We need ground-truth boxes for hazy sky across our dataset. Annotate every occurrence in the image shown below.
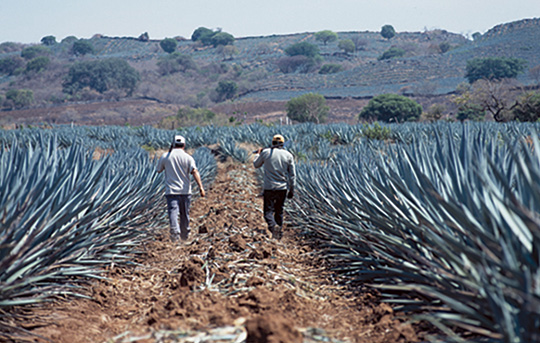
[1,0,539,44]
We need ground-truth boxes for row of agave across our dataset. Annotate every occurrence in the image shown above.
[2,122,540,342]
[288,125,540,342]
[0,135,217,316]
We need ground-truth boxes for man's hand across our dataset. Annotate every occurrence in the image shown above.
[255,148,263,154]
[200,188,206,197]
[287,188,294,199]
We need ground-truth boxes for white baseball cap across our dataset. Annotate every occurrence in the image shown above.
[174,135,185,145]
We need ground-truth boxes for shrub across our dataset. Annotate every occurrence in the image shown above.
[361,122,393,140]
[25,56,50,74]
[378,47,406,60]
[513,92,540,122]
[286,93,328,123]
[21,45,50,60]
[319,64,343,74]
[359,93,422,122]
[63,58,140,96]
[284,42,320,58]
[0,56,25,75]
[215,80,238,102]
[71,40,95,56]
[210,32,235,47]
[4,89,34,109]
[338,39,355,54]
[277,55,318,74]
[159,38,177,53]
[456,104,486,121]
[157,52,197,75]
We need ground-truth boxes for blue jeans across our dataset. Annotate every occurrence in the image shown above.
[165,194,192,240]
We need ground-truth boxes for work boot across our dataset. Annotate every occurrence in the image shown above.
[272,225,283,240]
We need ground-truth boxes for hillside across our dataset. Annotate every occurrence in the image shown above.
[1,18,539,126]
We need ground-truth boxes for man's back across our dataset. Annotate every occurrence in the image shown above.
[157,149,196,195]
[254,147,295,191]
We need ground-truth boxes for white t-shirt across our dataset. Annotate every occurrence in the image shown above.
[157,149,197,195]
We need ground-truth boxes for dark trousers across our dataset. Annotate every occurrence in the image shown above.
[263,189,287,229]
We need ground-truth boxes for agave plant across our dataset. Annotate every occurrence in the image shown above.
[289,124,540,341]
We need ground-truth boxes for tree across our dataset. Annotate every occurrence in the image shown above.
[277,55,317,74]
[452,79,518,122]
[359,94,422,122]
[215,80,238,101]
[465,57,527,83]
[513,91,540,122]
[160,38,177,53]
[378,47,405,60]
[21,45,50,60]
[284,42,320,58]
[191,27,215,42]
[381,25,396,40]
[0,56,25,75]
[25,56,50,74]
[286,93,329,123]
[41,35,57,46]
[4,89,33,109]
[72,40,95,56]
[157,52,197,75]
[210,32,235,47]
[315,30,338,45]
[456,104,486,122]
[338,39,355,54]
[63,58,140,96]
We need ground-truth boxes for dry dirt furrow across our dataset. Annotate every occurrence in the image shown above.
[19,159,421,343]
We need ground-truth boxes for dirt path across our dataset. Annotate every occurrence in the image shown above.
[20,160,421,343]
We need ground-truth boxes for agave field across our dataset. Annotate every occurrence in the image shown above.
[1,122,540,342]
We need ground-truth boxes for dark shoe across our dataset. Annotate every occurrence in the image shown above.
[271,225,283,240]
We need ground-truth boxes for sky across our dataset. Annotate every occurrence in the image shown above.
[1,0,539,44]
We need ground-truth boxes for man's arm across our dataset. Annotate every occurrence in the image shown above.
[253,148,265,169]
[191,169,206,197]
[156,156,164,173]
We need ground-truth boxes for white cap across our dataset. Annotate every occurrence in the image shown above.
[174,135,185,145]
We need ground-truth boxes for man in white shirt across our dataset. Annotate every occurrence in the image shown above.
[157,135,206,242]
[253,134,295,240]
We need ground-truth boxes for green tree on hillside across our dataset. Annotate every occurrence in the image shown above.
[215,80,238,101]
[287,93,329,123]
[25,56,50,74]
[192,27,214,42]
[338,39,355,54]
[359,94,422,122]
[315,30,338,45]
[63,58,140,96]
[157,52,197,75]
[71,40,95,56]
[4,89,33,109]
[513,91,540,122]
[0,56,25,75]
[465,57,527,83]
[210,32,235,47]
[41,35,56,46]
[160,38,178,53]
[378,47,405,60]
[381,25,396,40]
[21,46,50,60]
[285,42,320,58]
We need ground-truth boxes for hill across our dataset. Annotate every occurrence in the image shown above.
[1,18,539,126]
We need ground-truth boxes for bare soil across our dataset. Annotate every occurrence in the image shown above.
[7,159,427,343]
